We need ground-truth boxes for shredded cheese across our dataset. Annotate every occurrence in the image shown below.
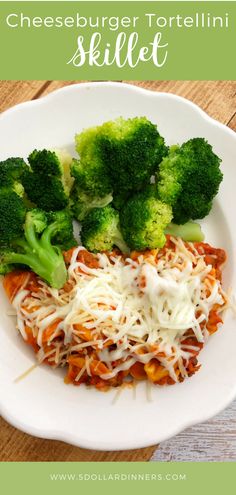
[11,239,227,384]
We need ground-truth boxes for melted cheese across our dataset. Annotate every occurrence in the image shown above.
[12,239,227,382]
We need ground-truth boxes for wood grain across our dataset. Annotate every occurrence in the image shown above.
[0,416,156,462]
[151,400,236,462]
[0,81,47,113]
[125,81,236,126]
[0,80,235,462]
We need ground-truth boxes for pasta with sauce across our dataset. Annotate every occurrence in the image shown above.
[3,236,227,390]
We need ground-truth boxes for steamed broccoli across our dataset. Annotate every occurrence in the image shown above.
[73,126,112,197]
[0,189,26,247]
[53,148,74,192]
[46,210,77,250]
[74,117,167,200]
[165,222,204,242]
[0,209,68,289]
[81,205,128,253]
[112,191,131,211]
[0,157,28,248]
[156,138,223,224]
[70,183,113,221]
[0,157,27,187]
[22,149,73,211]
[120,187,173,250]
[71,125,113,218]
[0,157,28,201]
[99,116,167,194]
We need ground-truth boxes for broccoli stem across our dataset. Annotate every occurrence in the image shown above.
[33,221,68,288]
[24,220,41,253]
[4,218,68,289]
[165,222,205,242]
[85,193,113,216]
[40,221,61,250]
[14,239,32,254]
[5,250,67,289]
[113,229,130,254]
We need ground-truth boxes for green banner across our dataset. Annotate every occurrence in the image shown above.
[0,1,235,79]
[0,462,236,495]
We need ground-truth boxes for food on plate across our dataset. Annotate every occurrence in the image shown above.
[119,186,204,251]
[73,123,113,196]
[0,117,223,269]
[92,117,167,194]
[165,221,204,242]
[71,116,167,220]
[80,205,128,253]
[3,238,227,390]
[0,150,76,287]
[120,185,173,250]
[0,208,75,288]
[0,156,27,190]
[75,116,167,194]
[0,115,227,390]
[0,157,28,246]
[156,138,223,224]
[22,149,73,211]
[70,184,113,222]
[0,189,26,247]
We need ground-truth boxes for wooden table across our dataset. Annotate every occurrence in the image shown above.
[0,80,235,462]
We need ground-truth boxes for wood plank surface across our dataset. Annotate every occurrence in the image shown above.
[0,80,235,462]
[0,416,155,462]
[151,400,236,462]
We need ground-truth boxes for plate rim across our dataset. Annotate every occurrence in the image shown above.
[0,81,236,451]
[1,81,236,140]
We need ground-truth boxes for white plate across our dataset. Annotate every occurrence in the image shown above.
[0,82,236,451]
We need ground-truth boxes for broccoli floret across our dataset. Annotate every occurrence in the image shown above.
[0,158,28,248]
[0,189,26,247]
[0,209,68,289]
[74,117,167,199]
[0,157,28,202]
[120,187,173,250]
[81,205,128,253]
[22,149,73,211]
[70,183,113,222]
[73,126,112,197]
[46,209,77,250]
[0,157,27,189]
[165,222,204,242]
[52,148,74,192]
[112,191,131,211]
[100,117,167,194]
[0,249,15,275]
[157,138,223,224]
